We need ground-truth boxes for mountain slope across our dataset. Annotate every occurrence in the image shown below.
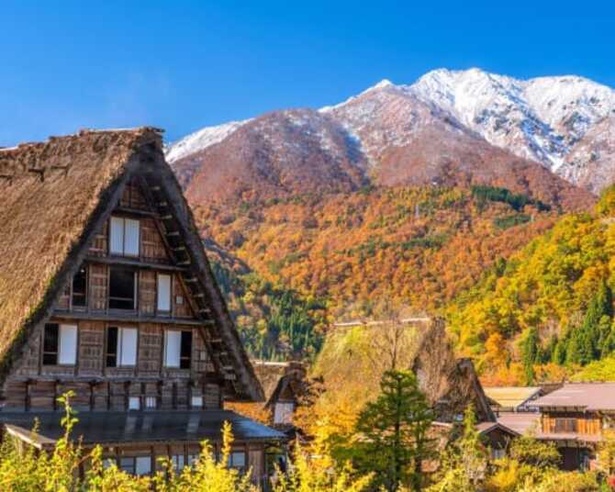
[409,68,614,191]
[167,67,613,193]
[448,187,615,384]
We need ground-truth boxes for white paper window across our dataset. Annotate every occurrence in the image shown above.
[119,328,138,366]
[135,456,151,475]
[109,216,140,256]
[191,396,203,408]
[164,331,181,368]
[58,324,78,365]
[110,217,125,254]
[129,397,140,410]
[274,402,295,425]
[145,396,157,409]
[124,219,140,256]
[157,274,172,312]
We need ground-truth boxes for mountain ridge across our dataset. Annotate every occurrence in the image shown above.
[167,68,614,193]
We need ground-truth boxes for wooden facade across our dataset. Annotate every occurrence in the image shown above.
[0,129,284,481]
[532,384,615,471]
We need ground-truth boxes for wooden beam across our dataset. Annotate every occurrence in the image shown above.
[113,206,159,218]
[83,255,189,273]
[51,311,214,327]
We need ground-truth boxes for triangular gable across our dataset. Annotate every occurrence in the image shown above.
[0,128,263,401]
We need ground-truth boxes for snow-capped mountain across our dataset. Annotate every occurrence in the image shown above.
[408,68,614,177]
[166,68,614,193]
[165,119,251,163]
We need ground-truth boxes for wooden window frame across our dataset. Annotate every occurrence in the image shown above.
[164,330,192,369]
[108,267,137,311]
[70,266,88,310]
[42,323,78,366]
[156,273,172,314]
[106,326,138,368]
[109,216,141,257]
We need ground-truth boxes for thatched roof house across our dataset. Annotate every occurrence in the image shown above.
[412,318,495,423]
[0,128,261,400]
[0,128,284,480]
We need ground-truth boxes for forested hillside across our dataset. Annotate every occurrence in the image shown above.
[449,186,615,384]
[198,184,563,360]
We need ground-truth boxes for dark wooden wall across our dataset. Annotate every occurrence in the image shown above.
[4,320,219,412]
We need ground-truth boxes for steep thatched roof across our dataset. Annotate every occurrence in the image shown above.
[252,361,291,401]
[413,319,495,423]
[0,128,263,401]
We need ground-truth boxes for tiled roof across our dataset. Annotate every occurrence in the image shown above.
[1,410,286,449]
[532,383,615,411]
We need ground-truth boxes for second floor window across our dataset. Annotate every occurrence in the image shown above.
[109,267,136,310]
[43,323,77,365]
[110,216,140,257]
[157,274,172,313]
[72,266,87,308]
[164,330,192,369]
[106,326,137,367]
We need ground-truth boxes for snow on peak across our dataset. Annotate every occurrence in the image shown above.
[408,68,614,170]
[165,119,250,163]
[372,79,394,90]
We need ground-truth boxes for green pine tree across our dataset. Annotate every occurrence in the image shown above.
[522,327,540,384]
[352,370,435,492]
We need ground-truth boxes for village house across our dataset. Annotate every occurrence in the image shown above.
[530,383,615,470]
[252,360,308,436]
[0,128,285,484]
[411,320,519,459]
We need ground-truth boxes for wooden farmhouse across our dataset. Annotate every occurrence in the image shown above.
[0,128,285,482]
[252,360,308,435]
[412,319,519,458]
[532,383,615,470]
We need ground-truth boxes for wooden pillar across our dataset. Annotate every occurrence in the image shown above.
[24,379,32,411]
[106,381,112,410]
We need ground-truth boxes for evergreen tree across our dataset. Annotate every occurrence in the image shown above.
[427,405,489,491]
[521,327,540,384]
[569,282,613,365]
[352,370,435,492]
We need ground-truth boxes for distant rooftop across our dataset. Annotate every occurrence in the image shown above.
[497,412,541,435]
[533,383,615,411]
[483,386,542,409]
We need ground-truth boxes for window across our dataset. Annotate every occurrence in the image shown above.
[43,323,77,365]
[171,454,186,470]
[554,418,578,433]
[491,448,506,460]
[71,266,87,308]
[109,216,140,256]
[164,331,192,369]
[119,456,152,475]
[106,327,137,367]
[109,267,136,310]
[129,396,140,411]
[145,396,157,409]
[157,274,172,312]
[191,395,203,408]
[273,402,295,425]
[227,451,246,472]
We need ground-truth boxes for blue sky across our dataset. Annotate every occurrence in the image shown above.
[1,0,613,146]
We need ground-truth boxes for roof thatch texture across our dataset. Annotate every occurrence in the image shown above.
[0,129,151,370]
[413,319,495,423]
[0,128,263,401]
[251,361,307,405]
[252,361,290,401]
